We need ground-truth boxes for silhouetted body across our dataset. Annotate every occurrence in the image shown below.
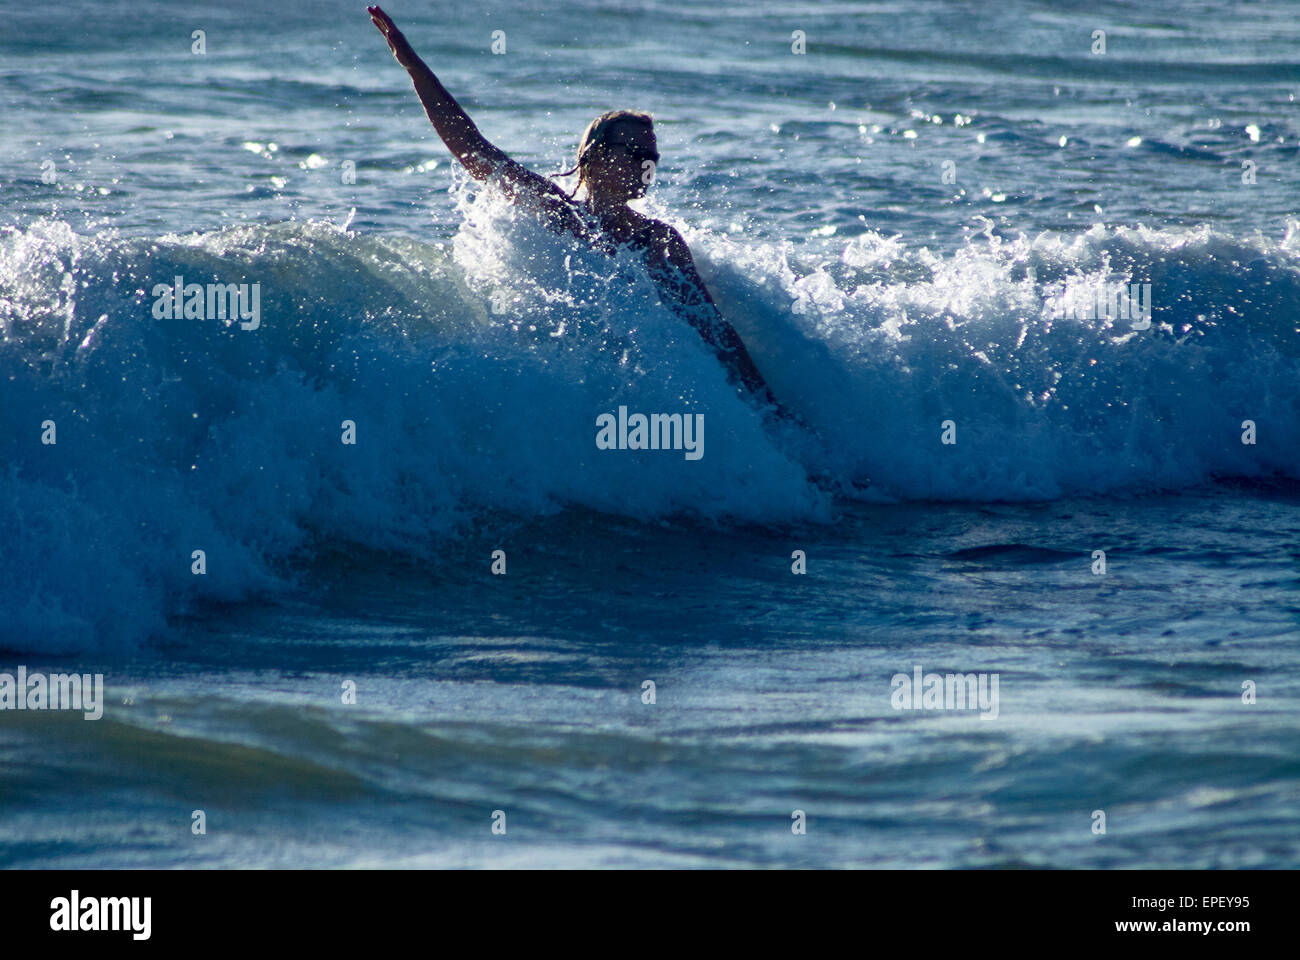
[368,5,779,407]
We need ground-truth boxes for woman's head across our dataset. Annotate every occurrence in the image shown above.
[562,110,658,202]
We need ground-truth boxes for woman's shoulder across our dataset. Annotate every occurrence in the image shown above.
[627,208,675,237]
[625,210,687,254]
[624,213,696,273]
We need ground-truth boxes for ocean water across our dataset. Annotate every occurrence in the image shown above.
[1,0,1299,868]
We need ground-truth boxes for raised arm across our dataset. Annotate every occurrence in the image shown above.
[367,6,574,213]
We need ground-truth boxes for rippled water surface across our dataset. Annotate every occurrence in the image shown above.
[1,0,1298,868]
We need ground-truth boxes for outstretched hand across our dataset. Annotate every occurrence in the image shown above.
[368,6,418,69]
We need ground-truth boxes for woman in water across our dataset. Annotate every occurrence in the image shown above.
[367,5,779,409]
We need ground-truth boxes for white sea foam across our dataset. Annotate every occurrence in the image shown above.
[2,204,1297,650]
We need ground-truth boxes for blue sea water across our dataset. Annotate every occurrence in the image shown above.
[1,0,1298,868]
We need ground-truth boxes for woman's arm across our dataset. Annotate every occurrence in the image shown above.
[368,6,575,213]
[647,222,780,408]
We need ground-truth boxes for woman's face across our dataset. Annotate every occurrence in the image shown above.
[587,120,659,200]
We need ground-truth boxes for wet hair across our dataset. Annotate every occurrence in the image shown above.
[554,110,655,198]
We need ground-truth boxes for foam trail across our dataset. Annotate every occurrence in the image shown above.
[0,207,818,653]
[689,218,1300,499]
[3,197,1299,652]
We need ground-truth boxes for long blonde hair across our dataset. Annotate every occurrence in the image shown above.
[555,110,654,198]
